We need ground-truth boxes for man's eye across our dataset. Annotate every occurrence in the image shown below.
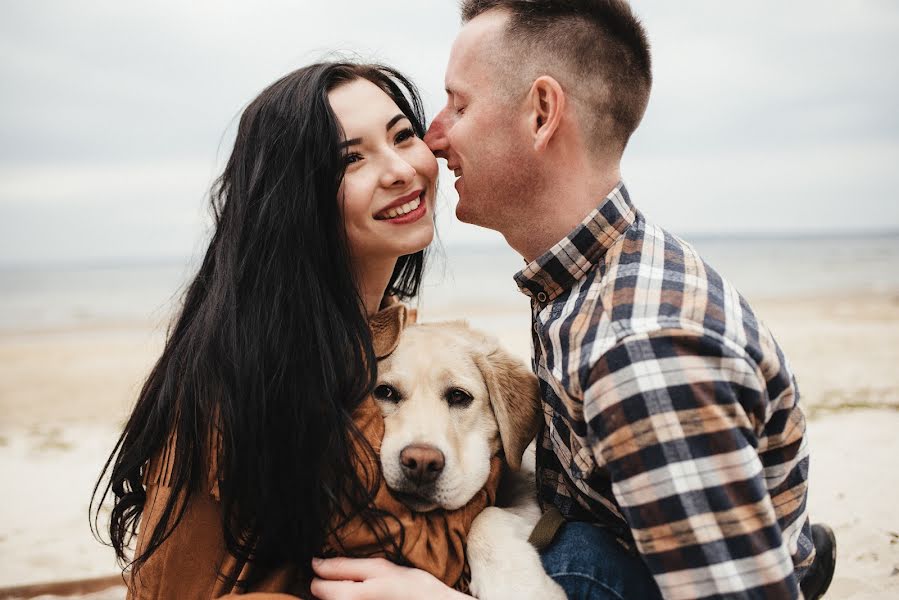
[343,152,362,166]
[395,127,416,144]
[445,387,473,407]
[374,384,400,402]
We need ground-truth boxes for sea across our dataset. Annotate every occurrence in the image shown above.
[1,233,898,333]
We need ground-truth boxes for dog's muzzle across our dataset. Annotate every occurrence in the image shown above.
[399,443,445,485]
[384,443,446,512]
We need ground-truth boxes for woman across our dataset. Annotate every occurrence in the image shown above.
[92,62,500,599]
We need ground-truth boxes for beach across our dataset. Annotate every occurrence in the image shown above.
[1,255,898,597]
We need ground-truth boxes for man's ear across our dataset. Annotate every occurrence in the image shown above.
[527,75,565,152]
[475,346,543,470]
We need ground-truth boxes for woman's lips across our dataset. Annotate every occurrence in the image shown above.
[376,192,428,225]
[376,188,424,216]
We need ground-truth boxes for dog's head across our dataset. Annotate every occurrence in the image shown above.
[374,321,542,512]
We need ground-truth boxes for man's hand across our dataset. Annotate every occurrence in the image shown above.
[310,557,470,600]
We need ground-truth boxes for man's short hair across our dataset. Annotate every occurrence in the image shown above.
[461,0,652,155]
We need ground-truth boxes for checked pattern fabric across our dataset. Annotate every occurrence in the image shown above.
[515,183,816,599]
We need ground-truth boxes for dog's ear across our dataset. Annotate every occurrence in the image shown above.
[475,346,543,470]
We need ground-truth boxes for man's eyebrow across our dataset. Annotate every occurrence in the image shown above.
[445,86,466,101]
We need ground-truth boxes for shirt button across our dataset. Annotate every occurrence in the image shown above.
[537,292,548,302]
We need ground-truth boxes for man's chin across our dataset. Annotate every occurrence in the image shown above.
[455,202,484,228]
[456,208,503,236]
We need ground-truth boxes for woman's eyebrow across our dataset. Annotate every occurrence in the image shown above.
[340,114,409,149]
[386,113,408,130]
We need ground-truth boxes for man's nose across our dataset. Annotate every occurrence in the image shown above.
[424,109,448,159]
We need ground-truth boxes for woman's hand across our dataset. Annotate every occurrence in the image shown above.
[311,557,471,600]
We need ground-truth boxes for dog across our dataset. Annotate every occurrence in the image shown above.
[374,321,565,600]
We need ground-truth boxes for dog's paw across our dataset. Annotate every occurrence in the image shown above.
[467,507,566,600]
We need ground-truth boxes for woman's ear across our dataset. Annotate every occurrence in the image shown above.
[527,76,565,152]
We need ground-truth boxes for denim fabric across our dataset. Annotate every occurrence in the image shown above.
[539,522,663,600]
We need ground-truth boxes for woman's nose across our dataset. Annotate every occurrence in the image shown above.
[381,151,417,187]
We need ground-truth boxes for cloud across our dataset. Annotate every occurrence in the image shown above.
[0,0,897,264]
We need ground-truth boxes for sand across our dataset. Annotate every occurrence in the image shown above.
[1,292,898,598]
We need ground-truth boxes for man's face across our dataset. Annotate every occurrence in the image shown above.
[425,12,532,231]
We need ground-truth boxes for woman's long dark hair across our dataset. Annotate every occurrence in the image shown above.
[91,62,428,588]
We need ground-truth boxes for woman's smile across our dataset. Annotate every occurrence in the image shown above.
[374,190,427,223]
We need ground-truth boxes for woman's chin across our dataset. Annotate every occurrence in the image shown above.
[392,226,435,257]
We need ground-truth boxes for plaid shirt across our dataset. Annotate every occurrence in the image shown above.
[515,183,815,599]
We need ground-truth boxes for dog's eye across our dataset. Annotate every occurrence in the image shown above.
[445,387,473,407]
[373,384,399,402]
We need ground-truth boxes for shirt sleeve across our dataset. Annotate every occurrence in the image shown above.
[584,329,802,600]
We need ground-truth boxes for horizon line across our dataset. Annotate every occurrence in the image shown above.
[1,228,897,271]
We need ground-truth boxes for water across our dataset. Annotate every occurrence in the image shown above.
[0,262,193,332]
[1,234,897,332]
[423,233,899,310]
[679,234,899,299]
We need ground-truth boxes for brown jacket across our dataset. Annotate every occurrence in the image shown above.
[128,302,501,599]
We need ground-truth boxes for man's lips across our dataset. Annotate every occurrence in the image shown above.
[449,166,462,193]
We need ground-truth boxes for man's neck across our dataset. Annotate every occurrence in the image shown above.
[506,165,622,263]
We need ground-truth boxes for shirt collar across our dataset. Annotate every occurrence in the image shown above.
[514,182,637,304]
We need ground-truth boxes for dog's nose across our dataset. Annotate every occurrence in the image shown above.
[399,444,445,484]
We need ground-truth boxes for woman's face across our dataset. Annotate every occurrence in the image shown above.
[329,78,437,264]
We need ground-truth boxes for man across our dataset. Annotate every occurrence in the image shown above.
[313,1,836,598]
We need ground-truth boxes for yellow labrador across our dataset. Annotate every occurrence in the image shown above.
[375,321,565,600]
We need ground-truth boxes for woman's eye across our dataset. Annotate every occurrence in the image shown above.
[374,384,399,402]
[394,127,416,144]
[445,388,473,407]
[343,152,362,166]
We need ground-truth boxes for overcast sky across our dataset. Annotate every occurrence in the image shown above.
[1,0,897,266]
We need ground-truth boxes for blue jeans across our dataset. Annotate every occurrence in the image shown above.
[539,522,663,600]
